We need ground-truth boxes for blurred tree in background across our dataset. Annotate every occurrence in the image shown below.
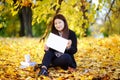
[0,0,120,38]
[104,0,120,35]
[18,0,33,37]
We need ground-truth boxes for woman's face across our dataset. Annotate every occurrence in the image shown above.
[54,19,65,32]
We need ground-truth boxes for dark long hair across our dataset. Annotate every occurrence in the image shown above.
[51,14,69,39]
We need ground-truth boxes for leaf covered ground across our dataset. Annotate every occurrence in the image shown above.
[0,35,120,80]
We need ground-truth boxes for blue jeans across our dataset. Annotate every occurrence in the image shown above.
[42,50,76,70]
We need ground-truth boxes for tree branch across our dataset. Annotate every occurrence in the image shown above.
[39,0,64,42]
[105,0,115,21]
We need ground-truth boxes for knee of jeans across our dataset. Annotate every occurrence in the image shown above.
[62,54,72,61]
[64,54,71,57]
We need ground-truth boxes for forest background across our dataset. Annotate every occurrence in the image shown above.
[0,0,120,37]
[0,0,120,80]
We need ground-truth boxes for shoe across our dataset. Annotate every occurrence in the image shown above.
[38,68,48,76]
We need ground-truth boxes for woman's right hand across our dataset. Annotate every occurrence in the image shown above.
[44,44,49,51]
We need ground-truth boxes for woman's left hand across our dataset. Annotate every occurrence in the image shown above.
[66,40,72,49]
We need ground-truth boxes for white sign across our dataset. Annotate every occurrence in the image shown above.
[46,33,68,53]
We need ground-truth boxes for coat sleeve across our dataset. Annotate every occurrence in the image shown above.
[65,30,77,55]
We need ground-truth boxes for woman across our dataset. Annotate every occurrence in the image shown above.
[38,14,77,76]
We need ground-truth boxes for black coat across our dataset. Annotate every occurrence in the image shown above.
[65,30,77,67]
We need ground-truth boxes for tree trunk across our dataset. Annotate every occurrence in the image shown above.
[19,6,33,37]
[19,8,25,36]
[81,0,88,37]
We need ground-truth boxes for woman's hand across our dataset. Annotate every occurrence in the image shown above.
[66,40,72,49]
[44,44,49,51]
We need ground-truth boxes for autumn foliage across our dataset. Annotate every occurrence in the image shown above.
[0,35,120,80]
